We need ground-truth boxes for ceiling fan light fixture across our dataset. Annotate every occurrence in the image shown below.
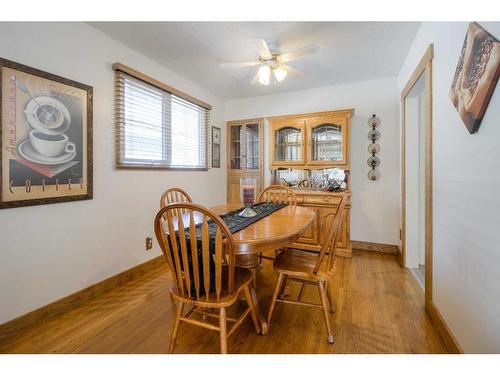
[221,37,314,86]
[258,65,271,85]
[273,67,287,82]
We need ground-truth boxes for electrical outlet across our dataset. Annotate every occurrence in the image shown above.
[145,237,153,251]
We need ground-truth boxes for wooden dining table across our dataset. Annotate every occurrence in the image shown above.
[209,203,316,334]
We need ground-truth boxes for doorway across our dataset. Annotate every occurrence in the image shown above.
[401,45,433,310]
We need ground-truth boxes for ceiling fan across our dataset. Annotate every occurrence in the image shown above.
[220,37,319,85]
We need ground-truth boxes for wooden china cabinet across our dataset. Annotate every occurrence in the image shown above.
[226,110,353,257]
[270,109,352,169]
[306,116,349,166]
[269,109,354,257]
[269,117,306,166]
[226,118,264,204]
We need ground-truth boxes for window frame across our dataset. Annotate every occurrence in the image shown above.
[114,63,211,171]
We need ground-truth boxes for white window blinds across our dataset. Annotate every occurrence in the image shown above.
[115,68,210,169]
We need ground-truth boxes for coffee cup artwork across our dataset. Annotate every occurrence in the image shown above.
[29,130,76,158]
[16,94,78,165]
[1,57,93,208]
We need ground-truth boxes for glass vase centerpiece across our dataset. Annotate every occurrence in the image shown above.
[239,177,257,218]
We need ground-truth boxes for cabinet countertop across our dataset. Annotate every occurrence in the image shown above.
[290,188,351,196]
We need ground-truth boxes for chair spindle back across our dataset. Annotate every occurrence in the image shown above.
[297,179,312,188]
[160,188,192,215]
[314,194,347,274]
[257,184,298,206]
[154,203,235,301]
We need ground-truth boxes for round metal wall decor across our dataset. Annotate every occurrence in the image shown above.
[367,143,380,154]
[368,129,380,141]
[367,169,380,181]
[367,156,380,168]
[368,115,381,128]
[367,114,381,181]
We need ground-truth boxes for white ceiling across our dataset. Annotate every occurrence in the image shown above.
[89,22,421,100]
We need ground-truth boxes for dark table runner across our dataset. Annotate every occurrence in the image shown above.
[220,202,287,233]
[170,202,287,296]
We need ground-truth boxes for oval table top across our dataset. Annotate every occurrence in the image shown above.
[210,203,316,255]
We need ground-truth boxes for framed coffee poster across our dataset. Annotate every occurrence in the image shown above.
[0,57,93,208]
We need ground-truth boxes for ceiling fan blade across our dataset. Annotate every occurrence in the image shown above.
[282,64,303,77]
[251,37,273,60]
[250,71,261,85]
[279,45,319,63]
[220,61,259,68]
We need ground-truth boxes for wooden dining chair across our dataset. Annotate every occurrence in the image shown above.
[160,187,192,208]
[297,179,312,188]
[154,202,260,354]
[266,194,347,344]
[256,185,298,263]
[279,177,289,186]
[257,184,298,206]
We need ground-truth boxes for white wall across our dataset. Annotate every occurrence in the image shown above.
[226,78,401,246]
[398,22,500,353]
[0,22,226,324]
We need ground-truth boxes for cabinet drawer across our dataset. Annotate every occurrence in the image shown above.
[302,194,342,206]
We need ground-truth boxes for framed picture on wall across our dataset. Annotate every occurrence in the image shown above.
[212,126,221,168]
[0,57,93,209]
[449,22,500,134]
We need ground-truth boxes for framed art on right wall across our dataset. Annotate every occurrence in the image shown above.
[449,22,500,134]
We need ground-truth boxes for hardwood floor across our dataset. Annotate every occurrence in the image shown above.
[0,250,447,354]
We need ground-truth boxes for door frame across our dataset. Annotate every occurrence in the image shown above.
[400,44,434,311]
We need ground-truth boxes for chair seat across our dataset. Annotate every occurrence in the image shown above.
[273,249,332,281]
[170,266,253,307]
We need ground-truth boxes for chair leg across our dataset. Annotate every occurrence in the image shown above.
[168,301,184,353]
[250,268,257,289]
[279,275,289,298]
[219,307,228,354]
[318,281,334,344]
[267,272,285,326]
[244,285,261,334]
[297,281,306,302]
[326,281,336,313]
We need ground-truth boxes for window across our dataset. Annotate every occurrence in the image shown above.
[115,64,211,169]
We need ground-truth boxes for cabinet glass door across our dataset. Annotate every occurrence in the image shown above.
[230,125,243,170]
[246,123,260,170]
[275,127,303,162]
[311,123,344,162]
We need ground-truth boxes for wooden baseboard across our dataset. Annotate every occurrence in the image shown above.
[427,301,463,353]
[0,255,166,343]
[396,245,403,266]
[351,240,399,254]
